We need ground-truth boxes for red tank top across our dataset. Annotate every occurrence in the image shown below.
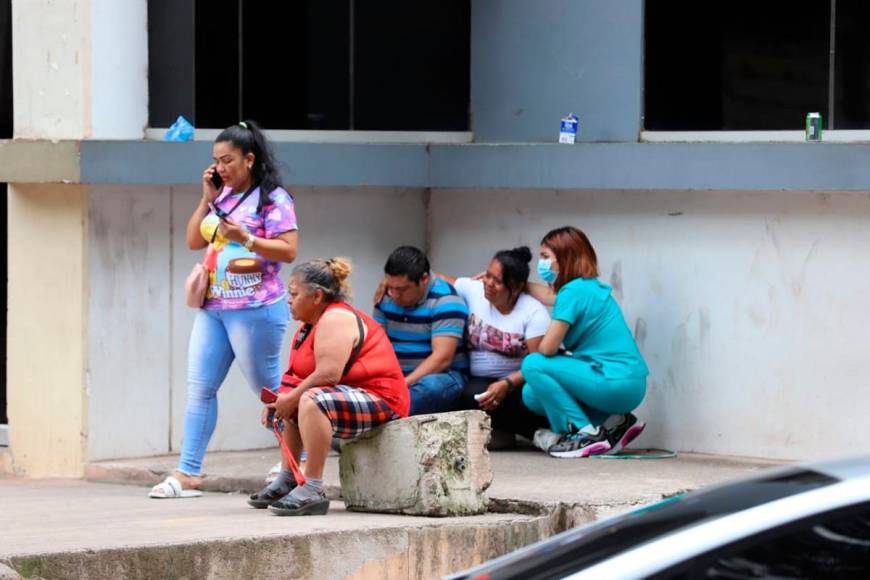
[281,302,410,417]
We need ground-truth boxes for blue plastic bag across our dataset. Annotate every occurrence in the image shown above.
[165,115,195,142]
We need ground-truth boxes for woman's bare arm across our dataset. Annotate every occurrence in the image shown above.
[186,199,211,250]
[526,281,556,307]
[538,320,570,356]
[433,271,457,285]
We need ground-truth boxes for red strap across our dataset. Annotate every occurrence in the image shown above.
[272,419,306,486]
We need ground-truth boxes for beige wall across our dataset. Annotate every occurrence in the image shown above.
[7,184,88,477]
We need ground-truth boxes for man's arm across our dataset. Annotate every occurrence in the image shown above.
[404,335,459,386]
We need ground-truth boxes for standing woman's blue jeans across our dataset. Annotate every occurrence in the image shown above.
[178,299,289,476]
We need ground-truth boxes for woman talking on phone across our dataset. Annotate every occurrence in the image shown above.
[150,121,299,498]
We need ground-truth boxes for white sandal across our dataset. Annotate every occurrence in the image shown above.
[148,475,203,499]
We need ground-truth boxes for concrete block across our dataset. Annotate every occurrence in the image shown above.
[0,562,21,579]
[340,411,492,516]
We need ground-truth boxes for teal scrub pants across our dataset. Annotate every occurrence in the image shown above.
[521,352,646,434]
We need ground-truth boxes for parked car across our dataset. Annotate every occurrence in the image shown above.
[447,456,870,579]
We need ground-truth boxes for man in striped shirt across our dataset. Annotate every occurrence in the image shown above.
[374,246,469,415]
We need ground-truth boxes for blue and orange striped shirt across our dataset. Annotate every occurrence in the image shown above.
[373,274,469,374]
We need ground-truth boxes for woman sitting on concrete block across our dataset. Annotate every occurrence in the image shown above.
[249,257,410,516]
[523,226,649,458]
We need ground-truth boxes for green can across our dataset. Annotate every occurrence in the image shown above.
[806,112,823,142]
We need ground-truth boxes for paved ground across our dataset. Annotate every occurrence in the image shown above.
[0,448,787,578]
[0,478,531,559]
[82,445,785,509]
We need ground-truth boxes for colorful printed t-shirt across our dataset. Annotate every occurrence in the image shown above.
[373,274,469,374]
[454,277,550,378]
[200,186,297,310]
[553,277,649,380]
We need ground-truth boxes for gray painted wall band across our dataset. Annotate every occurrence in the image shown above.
[429,143,870,190]
[81,140,870,191]
[80,141,430,187]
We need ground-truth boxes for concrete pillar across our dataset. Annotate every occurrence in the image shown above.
[6,0,147,476]
[12,0,148,139]
[6,184,89,477]
[471,0,643,142]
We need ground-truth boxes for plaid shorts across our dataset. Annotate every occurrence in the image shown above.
[305,385,399,439]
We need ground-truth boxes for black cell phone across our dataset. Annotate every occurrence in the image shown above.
[210,171,223,190]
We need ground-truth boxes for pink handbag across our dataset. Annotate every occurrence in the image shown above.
[185,262,209,308]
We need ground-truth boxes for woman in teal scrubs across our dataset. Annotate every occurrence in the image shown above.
[522,226,649,458]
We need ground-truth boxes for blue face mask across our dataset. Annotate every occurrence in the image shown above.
[537,258,557,284]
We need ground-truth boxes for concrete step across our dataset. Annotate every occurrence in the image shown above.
[4,448,782,579]
[83,447,783,517]
[84,448,344,500]
[0,479,556,580]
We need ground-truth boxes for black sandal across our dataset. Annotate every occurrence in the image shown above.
[268,493,330,516]
[247,483,296,509]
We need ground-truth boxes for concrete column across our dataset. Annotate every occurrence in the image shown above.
[12,0,89,138]
[12,0,148,139]
[471,0,643,143]
[89,0,148,138]
[7,184,88,477]
[7,0,147,476]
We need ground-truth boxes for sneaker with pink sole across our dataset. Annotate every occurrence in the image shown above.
[548,427,611,458]
[604,413,646,455]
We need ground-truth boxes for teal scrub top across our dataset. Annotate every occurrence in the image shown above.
[552,277,649,380]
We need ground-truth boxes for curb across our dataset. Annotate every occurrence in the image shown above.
[84,462,345,499]
[85,461,659,523]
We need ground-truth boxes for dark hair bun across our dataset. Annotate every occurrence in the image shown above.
[511,246,532,263]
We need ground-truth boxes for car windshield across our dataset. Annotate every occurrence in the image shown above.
[454,468,837,580]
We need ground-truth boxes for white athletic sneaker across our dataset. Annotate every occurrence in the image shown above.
[532,428,562,453]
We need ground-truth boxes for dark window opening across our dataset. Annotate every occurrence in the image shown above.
[238,2,349,130]
[645,0,831,130]
[148,0,196,128]
[193,0,240,129]
[354,2,470,131]
[833,0,870,128]
[1,0,12,138]
[0,184,6,426]
[149,0,470,131]
[0,0,7,428]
